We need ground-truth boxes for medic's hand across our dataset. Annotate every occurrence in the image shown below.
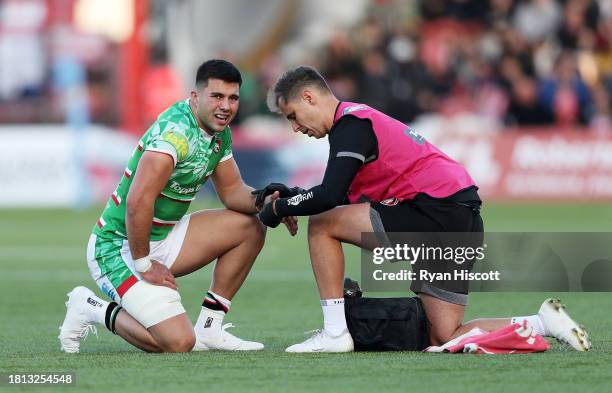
[252,183,305,210]
[258,200,282,228]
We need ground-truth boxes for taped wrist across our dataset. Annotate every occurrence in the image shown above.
[133,256,152,272]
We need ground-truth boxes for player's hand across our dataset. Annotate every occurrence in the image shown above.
[263,190,280,206]
[266,192,298,235]
[282,216,298,236]
[252,183,305,210]
[141,260,178,291]
[258,193,282,228]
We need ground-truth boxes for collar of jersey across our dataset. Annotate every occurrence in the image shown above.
[199,130,213,143]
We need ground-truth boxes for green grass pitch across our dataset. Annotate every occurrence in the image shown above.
[1,202,611,393]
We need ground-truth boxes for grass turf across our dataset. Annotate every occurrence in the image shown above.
[0,202,611,393]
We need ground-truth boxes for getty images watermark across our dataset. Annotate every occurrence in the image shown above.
[371,242,500,282]
[361,232,612,292]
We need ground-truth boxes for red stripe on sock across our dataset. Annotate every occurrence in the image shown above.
[203,296,228,313]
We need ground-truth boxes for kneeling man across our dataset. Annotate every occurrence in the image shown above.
[258,65,591,353]
[60,59,295,353]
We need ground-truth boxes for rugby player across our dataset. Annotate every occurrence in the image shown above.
[59,59,298,353]
[258,65,591,353]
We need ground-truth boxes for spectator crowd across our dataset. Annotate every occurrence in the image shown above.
[246,0,611,131]
[1,0,610,132]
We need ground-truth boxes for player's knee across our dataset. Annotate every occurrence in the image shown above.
[161,332,196,353]
[226,210,266,247]
[308,213,331,237]
[173,334,196,353]
[243,213,266,245]
[123,284,184,318]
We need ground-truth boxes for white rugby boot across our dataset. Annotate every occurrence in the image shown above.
[193,320,264,351]
[285,328,354,353]
[59,286,98,353]
[538,298,591,351]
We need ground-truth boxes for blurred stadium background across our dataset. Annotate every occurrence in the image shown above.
[1,1,612,392]
[0,0,611,207]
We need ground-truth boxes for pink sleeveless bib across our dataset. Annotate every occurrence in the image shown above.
[334,102,475,203]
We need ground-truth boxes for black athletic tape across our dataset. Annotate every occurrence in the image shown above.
[110,306,122,334]
[104,302,122,334]
[104,302,120,332]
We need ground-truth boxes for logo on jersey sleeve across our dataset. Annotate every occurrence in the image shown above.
[343,104,368,115]
[403,127,425,145]
[162,130,189,161]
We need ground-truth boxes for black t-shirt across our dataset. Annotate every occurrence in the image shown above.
[275,115,378,217]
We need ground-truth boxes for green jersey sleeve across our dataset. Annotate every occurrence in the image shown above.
[147,127,191,166]
[220,128,233,162]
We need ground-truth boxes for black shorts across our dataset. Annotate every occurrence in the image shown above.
[369,186,484,305]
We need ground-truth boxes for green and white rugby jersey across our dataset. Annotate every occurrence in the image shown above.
[92,99,232,241]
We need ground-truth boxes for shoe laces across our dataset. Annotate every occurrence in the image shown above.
[304,329,323,336]
[220,323,242,344]
[79,324,98,340]
[301,329,325,345]
[58,324,97,353]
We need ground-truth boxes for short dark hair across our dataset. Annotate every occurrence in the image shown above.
[195,59,242,88]
[267,65,331,113]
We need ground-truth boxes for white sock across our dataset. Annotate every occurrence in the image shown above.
[511,315,548,336]
[84,293,109,325]
[196,308,225,335]
[321,298,347,336]
[197,291,232,335]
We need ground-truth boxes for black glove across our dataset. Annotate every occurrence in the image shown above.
[258,201,282,228]
[251,183,306,209]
